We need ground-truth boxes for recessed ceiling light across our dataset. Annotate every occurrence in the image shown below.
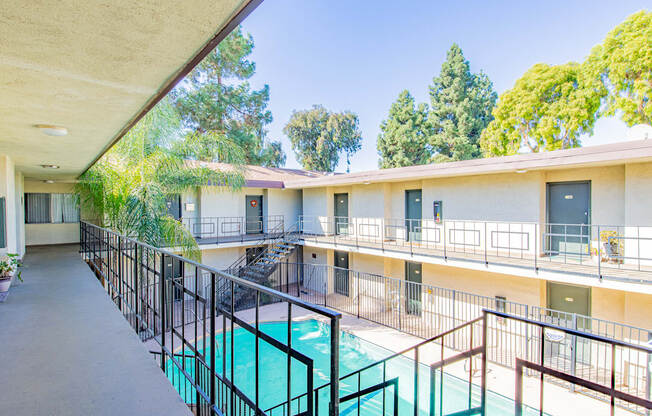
[363,181,371,185]
[515,169,528,174]
[41,164,60,169]
[43,180,55,184]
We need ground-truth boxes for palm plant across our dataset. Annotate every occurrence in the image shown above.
[75,98,245,260]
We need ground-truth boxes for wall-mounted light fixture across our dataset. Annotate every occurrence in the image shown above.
[34,124,68,136]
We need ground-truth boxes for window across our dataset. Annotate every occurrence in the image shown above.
[25,193,79,224]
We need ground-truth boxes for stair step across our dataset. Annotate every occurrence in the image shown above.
[276,244,295,249]
[265,252,282,258]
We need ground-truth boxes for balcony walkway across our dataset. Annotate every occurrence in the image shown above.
[0,244,191,416]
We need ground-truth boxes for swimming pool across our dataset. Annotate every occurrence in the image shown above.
[167,319,540,415]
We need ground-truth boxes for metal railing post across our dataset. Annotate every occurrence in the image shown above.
[443,220,447,260]
[534,224,538,271]
[570,313,578,393]
[480,311,488,416]
[414,346,419,416]
[598,225,602,279]
[357,271,360,319]
[330,316,340,416]
[159,253,166,371]
[398,279,402,332]
[484,222,488,265]
[210,272,216,410]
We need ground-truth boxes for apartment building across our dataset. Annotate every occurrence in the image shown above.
[184,139,652,331]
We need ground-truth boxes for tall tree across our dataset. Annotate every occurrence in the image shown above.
[173,26,285,167]
[284,105,362,172]
[480,63,602,156]
[584,10,652,126]
[428,44,497,162]
[75,98,245,260]
[377,90,431,168]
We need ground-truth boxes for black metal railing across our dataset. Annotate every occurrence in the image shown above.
[182,215,285,245]
[265,310,651,416]
[299,216,652,284]
[257,261,652,415]
[79,221,341,416]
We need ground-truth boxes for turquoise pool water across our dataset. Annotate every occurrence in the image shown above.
[167,319,539,415]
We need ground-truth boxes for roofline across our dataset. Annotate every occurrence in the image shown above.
[79,0,263,177]
[284,140,652,189]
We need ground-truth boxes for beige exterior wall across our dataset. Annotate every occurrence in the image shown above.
[623,292,652,330]
[201,247,245,270]
[266,189,302,227]
[24,180,78,246]
[422,171,543,222]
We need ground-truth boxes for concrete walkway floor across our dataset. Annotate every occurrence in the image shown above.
[0,244,191,416]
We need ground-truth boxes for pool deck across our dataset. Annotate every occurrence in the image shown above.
[0,244,191,416]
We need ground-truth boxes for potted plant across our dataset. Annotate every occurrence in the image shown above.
[600,230,624,264]
[0,253,22,293]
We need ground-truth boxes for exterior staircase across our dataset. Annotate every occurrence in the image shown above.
[217,222,300,310]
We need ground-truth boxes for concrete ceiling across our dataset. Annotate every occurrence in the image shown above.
[0,0,255,180]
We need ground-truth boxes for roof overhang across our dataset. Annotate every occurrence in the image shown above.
[284,140,652,189]
[0,0,261,180]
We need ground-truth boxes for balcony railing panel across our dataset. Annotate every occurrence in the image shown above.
[300,216,652,284]
[182,215,285,245]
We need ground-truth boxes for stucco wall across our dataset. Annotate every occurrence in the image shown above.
[422,172,542,222]
[24,180,79,246]
[266,189,302,227]
[201,247,245,270]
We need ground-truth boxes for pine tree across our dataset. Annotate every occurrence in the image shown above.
[429,44,497,162]
[173,26,285,167]
[377,90,431,168]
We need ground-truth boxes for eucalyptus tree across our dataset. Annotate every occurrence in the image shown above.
[584,10,651,126]
[480,63,602,156]
[76,99,245,260]
[284,105,362,172]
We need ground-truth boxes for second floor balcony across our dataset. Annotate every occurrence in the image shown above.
[299,216,652,287]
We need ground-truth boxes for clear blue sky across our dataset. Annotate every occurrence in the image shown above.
[240,1,649,172]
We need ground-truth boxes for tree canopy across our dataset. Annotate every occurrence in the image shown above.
[584,10,651,126]
[377,90,431,168]
[75,99,245,260]
[284,105,362,172]
[173,26,285,167]
[480,63,602,156]
[428,44,497,162]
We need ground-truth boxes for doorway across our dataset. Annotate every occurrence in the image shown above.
[334,193,349,235]
[405,261,422,315]
[245,195,263,234]
[405,190,422,242]
[546,182,590,257]
[546,282,591,364]
[334,251,349,296]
